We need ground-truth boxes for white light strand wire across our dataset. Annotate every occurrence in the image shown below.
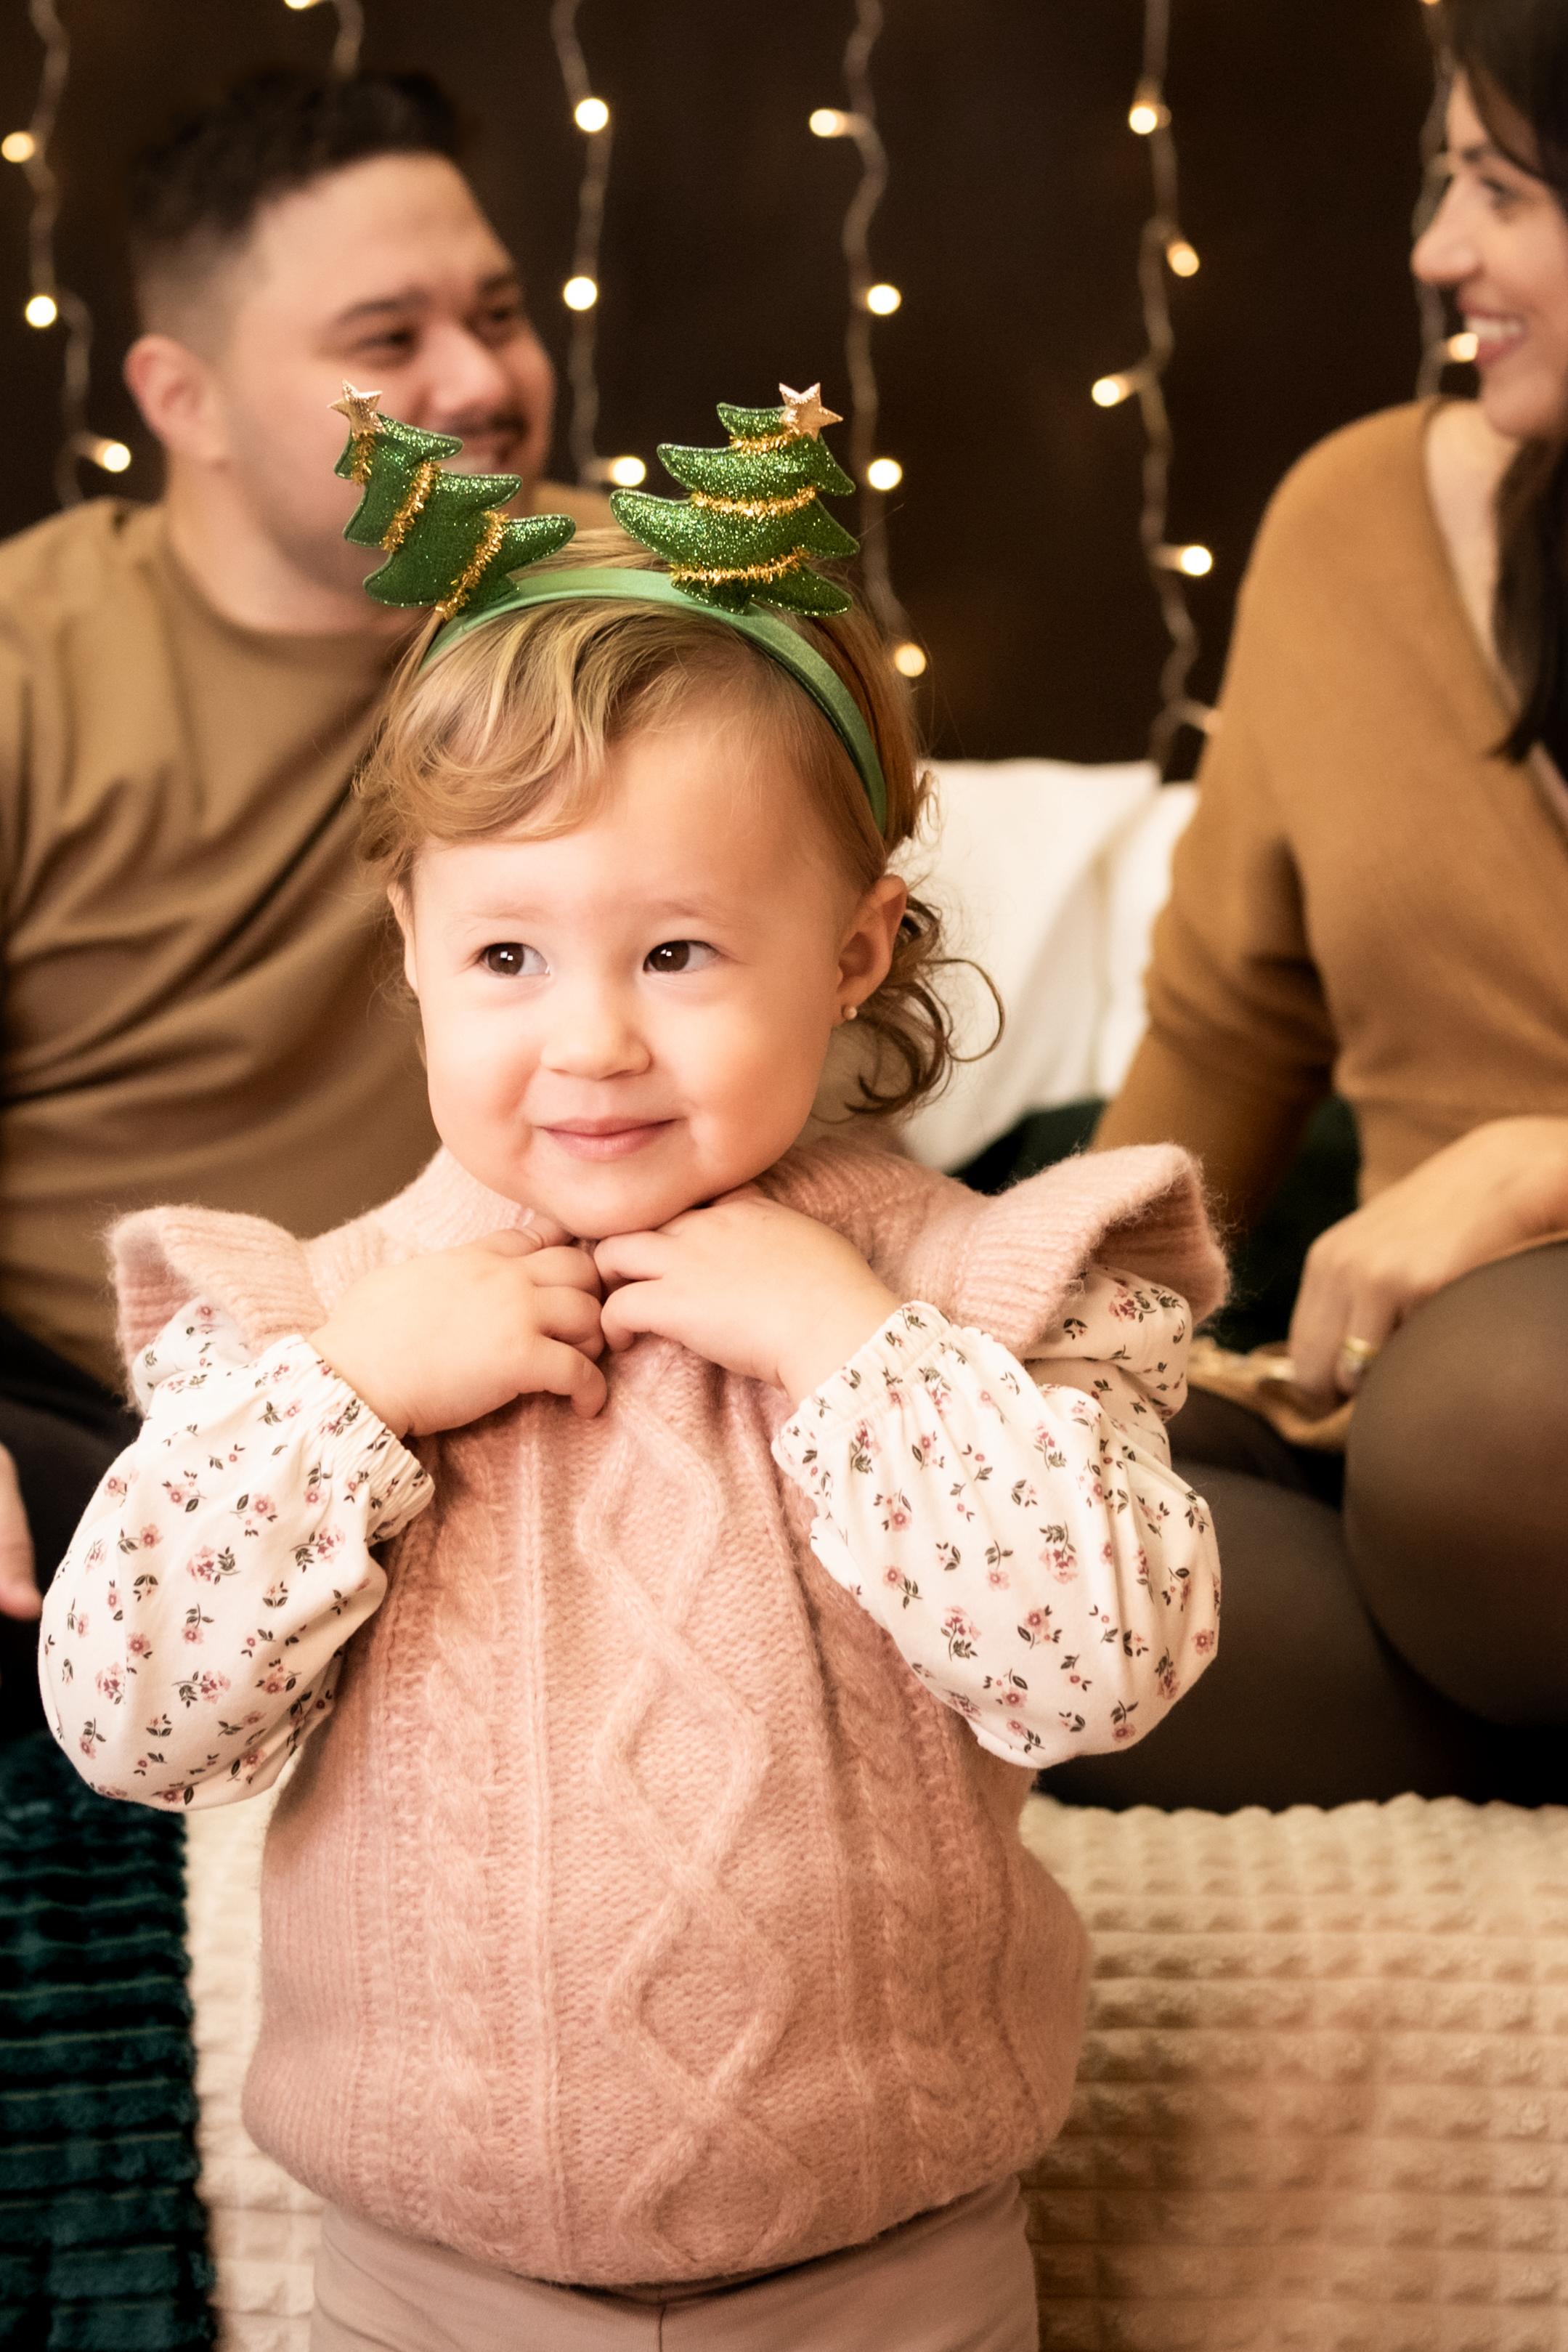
[549,0,614,487]
[281,0,365,76]
[835,0,910,655]
[9,0,121,507]
[1413,17,1474,393]
[1094,0,1213,771]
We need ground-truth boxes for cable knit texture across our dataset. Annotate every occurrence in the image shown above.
[109,1135,1222,2289]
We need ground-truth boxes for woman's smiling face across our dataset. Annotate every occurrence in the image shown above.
[396,702,905,1238]
[1413,72,1568,442]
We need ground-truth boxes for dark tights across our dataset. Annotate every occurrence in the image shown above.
[1048,1242,1568,1811]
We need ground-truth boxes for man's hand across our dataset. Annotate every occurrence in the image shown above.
[1289,1116,1568,1403]
[0,1445,38,1620]
[312,1220,606,1435]
[594,1193,899,1406]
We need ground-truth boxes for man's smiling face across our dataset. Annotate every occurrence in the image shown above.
[200,153,556,597]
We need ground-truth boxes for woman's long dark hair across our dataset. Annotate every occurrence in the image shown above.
[1443,0,1568,757]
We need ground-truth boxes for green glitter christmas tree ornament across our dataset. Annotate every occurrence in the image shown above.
[609,381,858,616]
[331,383,576,620]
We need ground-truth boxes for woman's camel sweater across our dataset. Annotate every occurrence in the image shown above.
[74,1137,1222,2289]
[1097,400,1568,1225]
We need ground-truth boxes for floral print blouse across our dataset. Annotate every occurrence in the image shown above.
[39,1270,1218,1806]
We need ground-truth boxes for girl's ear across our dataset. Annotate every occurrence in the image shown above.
[837,873,907,1012]
[389,884,420,1000]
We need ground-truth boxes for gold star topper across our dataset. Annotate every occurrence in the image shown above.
[779,382,842,439]
[330,381,383,434]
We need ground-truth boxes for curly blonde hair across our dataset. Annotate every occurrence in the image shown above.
[356,532,990,1116]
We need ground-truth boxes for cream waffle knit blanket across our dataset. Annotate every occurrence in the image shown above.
[187,1792,1568,2351]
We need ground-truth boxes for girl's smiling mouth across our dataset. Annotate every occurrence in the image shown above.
[540,1118,675,1161]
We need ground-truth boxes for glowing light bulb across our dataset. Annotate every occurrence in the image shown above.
[574,97,609,134]
[1166,238,1200,277]
[864,281,901,316]
[866,456,903,492]
[1,131,36,164]
[562,275,598,312]
[86,436,131,474]
[607,454,646,487]
[1092,371,1136,407]
[24,292,57,328]
[283,0,325,12]
[810,108,850,137]
[893,641,928,679]
[1129,79,1169,135]
[1156,542,1213,577]
[1446,328,1479,362]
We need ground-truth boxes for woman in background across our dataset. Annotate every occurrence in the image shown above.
[1070,0,1568,1811]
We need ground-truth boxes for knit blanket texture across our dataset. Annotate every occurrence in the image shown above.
[0,1732,212,2351]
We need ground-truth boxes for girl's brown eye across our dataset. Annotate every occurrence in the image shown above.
[482,942,543,978]
[645,939,713,973]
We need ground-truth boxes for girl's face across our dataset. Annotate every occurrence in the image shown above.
[1413,73,1568,442]
[397,703,906,1238]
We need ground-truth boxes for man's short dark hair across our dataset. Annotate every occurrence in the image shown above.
[128,68,464,331]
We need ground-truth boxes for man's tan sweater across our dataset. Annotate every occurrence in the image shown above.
[1097,402,1568,1226]
[0,485,603,1389]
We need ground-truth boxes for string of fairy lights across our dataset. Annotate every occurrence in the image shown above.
[806,0,922,676]
[544,0,923,676]
[545,2,644,495]
[1414,0,1480,394]
[280,0,365,78]
[7,0,129,505]
[6,0,364,507]
[1089,0,1214,772]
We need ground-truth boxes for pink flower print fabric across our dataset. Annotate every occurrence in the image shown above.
[772,1270,1219,1768]
[39,1305,431,1808]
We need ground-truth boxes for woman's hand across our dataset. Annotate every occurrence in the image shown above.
[0,1446,38,1620]
[594,1193,899,1406]
[311,1220,606,1435]
[1289,1116,1568,1403]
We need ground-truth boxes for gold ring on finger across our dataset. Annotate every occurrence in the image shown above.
[1335,1334,1380,1394]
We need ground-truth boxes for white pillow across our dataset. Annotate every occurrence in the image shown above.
[898,761,1195,1172]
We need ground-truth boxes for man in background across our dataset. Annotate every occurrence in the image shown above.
[0,68,607,1720]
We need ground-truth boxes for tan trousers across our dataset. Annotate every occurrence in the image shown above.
[310,2176,1039,2351]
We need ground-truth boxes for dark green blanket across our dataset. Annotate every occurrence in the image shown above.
[0,1732,211,2351]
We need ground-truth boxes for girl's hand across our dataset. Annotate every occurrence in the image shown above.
[311,1221,606,1435]
[594,1193,899,1406]
[1289,1116,1568,1404]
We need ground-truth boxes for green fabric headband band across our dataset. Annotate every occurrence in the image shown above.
[423,567,889,836]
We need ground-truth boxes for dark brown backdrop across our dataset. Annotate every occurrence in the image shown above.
[0,0,1439,767]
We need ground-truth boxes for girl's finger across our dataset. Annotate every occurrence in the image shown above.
[529,1337,609,1419]
[599,1279,664,1354]
[524,1245,602,1297]
[593,1232,672,1289]
[476,1222,569,1260]
[532,1286,606,1354]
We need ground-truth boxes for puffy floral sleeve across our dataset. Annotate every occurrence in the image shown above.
[38,1299,432,1809]
[773,1266,1218,1769]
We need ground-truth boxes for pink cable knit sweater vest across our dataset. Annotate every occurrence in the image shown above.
[114,1135,1223,2288]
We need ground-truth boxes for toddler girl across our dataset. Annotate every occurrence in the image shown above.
[42,387,1222,2352]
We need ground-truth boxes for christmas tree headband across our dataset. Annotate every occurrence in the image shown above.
[332,380,887,832]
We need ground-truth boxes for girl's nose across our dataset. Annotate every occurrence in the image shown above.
[540,989,651,1080]
[1413,183,1479,287]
